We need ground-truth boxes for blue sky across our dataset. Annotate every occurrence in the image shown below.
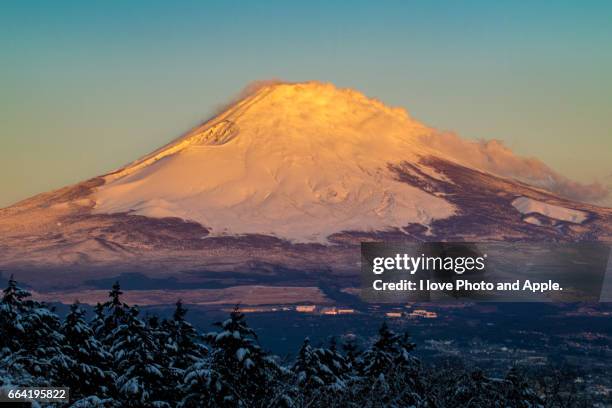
[1,0,611,207]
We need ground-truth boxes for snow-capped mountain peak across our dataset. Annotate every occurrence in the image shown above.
[1,81,610,286]
[95,81,456,242]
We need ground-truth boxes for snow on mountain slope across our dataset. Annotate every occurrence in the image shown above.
[512,197,588,224]
[94,82,457,242]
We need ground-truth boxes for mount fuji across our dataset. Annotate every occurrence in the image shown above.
[1,81,610,299]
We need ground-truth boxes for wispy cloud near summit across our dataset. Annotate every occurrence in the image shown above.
[419,132,608,203]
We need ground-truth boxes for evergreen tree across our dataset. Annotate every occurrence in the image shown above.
[358,321,417,379]
[111,306,168,407]
[54,302,114,401]
[163,300,209,405]
[355,321,423,407]
[180,349,229,408]
[146,312,181,405]
[91,302,106,338]
[342,336,360,369]
[0,350,33,388]
[289,337,349,407]
[0,276,64,379]
[317,337,350,388]
[164,300,207,372]
[181,306,289,407]
[99,282,131,345]
[0,275,32,352]
[293,338,325,391]
[451,369,515,408]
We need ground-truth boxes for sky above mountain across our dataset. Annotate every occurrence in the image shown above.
[1,1,611,208]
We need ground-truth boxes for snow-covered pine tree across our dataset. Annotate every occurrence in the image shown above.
[0,276,32,353]
[0,276,64,381]
[145,312,182,405]
[451,369,507,407]
[293,337,350,394]
[179,349,228,408]
[0,347,33,390]
[355,321,424,406]
[90,302,106,338]
[358,321,417,379]
[341,336,360,370]
[164,301,207,377]
[288,337,346,406]
[111,306,168,407]
[54,302,115,401]
[99,282,131,346]
[293,338,325,391]
[317,337,350,389]
[181,306,289,407]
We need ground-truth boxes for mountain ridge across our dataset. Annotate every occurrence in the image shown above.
[1,81,610,292]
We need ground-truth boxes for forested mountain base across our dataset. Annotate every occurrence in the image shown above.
[0,277,599,407]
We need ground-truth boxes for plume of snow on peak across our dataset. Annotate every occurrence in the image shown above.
[419,132,608,203]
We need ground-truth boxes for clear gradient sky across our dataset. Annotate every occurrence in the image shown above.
[1,0,611,208]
